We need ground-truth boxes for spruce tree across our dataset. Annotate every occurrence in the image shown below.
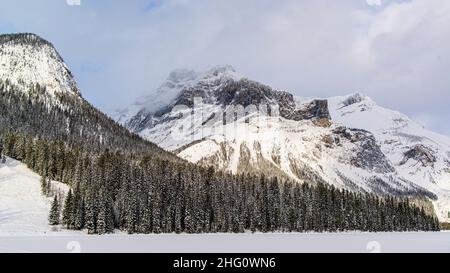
[74,196,86,230]
[49,195,60,225]
[40,175,48,196]
[62,189,74,228]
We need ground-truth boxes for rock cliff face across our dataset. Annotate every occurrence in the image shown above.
[401,145,437,167]
[124,70,332,134]
[332,126,395,173]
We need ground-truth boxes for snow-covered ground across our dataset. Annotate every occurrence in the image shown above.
[0,232,449,253]
[0,157,75,236]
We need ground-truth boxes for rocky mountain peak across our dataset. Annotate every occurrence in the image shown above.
[340,92,365,107]
[168,75,331,122]
[122,66,333,133]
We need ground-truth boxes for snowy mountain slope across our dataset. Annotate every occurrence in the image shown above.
[0,157,74,235]
[0,33,81,99]
[173,108,434,197]
[328,93,450,222]
[118,67,434,197]
[117,67,449,222]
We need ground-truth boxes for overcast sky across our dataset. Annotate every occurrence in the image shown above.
[0,0,449,136]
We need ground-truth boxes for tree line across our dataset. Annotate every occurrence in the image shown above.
[1,131,440,234]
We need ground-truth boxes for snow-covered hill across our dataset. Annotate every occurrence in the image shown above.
[117,67,450,222]
[0,157,73,235]
[0,33,81,99]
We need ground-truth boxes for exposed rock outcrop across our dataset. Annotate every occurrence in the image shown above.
[333,126,395,173]
[400,145,437,167]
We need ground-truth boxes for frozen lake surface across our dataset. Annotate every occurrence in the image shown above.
[0,232,449,253]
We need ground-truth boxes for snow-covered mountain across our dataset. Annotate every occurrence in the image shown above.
[0,33,177,161]
[0,33,81,99]
[329,93,450,223]
[116,66,450,222]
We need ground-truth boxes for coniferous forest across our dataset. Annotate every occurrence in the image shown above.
[0,76,441,234]
[0,131,440,233]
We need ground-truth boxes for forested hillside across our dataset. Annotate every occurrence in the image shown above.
[1,132,439,234]
[0,79,178,162]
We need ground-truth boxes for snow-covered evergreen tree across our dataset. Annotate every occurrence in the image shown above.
[49,195,60,225]
[62,189,74,228]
